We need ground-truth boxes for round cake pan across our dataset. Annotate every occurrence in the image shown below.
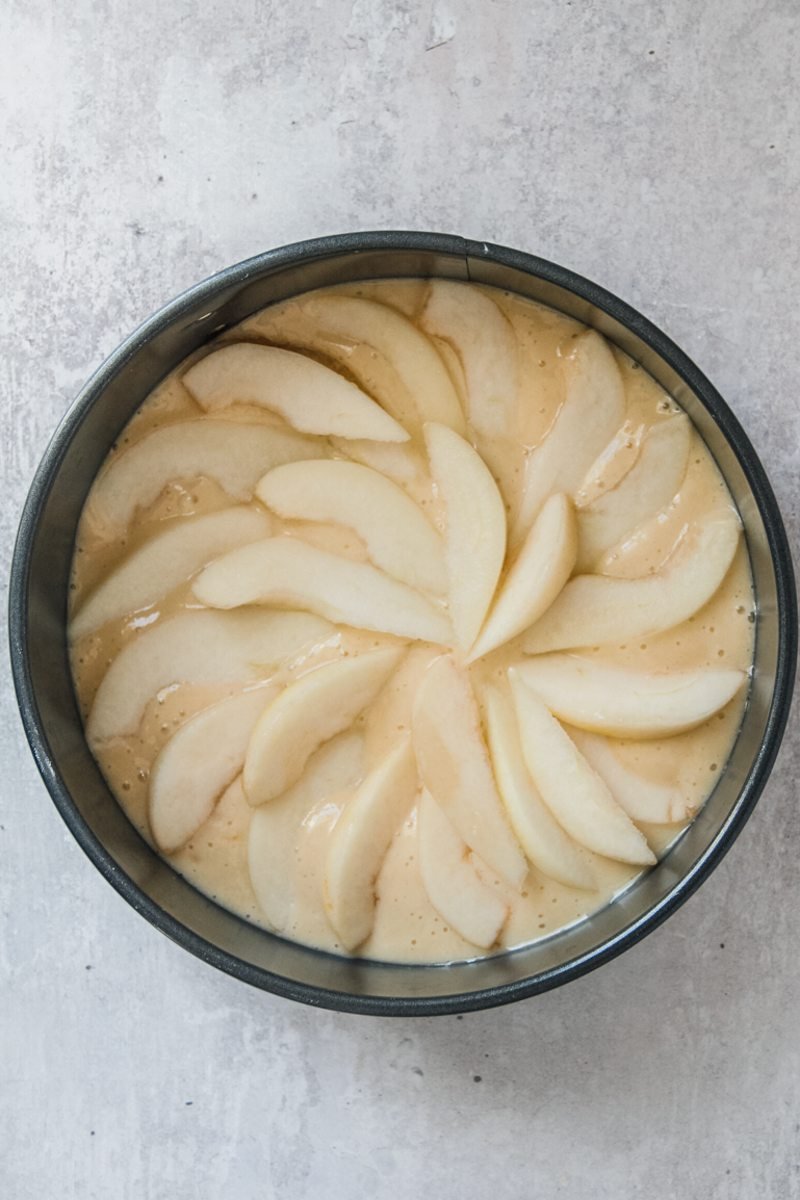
[9,232,797,1015]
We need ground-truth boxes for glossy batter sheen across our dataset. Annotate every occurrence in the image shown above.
[69,280,754,964]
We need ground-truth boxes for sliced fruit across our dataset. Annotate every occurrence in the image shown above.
[509,672,656,865]
[417,791,508,949]
[575,415,691,570]
[323,738,418,950]
[86,610,332,744]
[248,732,364,933]
[522,511,741,653]
[412,655,527,886]
[149,686,276,854]
[484,687,596,889]
[424,422,506,651]
[183,343,409,442]
[250,293,465,436]
[70,507,270,639]
[421,280,518,443]
[243,648,403,806]
[193,537,451,643]
[85,419,323,535]
[256,460,445,594]
[569,729,695,825]
[513,654,746,739]
[515,330,626,538]
[469,493,577,661]
[331,437,428,487]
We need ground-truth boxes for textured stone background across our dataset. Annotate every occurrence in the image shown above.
[2,1,799,1196]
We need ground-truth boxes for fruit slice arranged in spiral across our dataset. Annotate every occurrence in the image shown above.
[425,422,506,652]
[249,293,466,436]
[484,687,597,889]
[417,791,508,950]
[248,732,365,935]
[569,729,695,825]
[515,330,626,539]
[243,648,403,806]
[522,510,741,654]
[86,610,332,744]
[575,414,691,571]
[193,537,451,643]
[256,459,445,594]
[509,670,656,865]
[413,655,527,887]
[183,343,410,441]
[513,655,746,739]
[149,686,276,854]
[84,420,322,536]
[421,280,518,445]
[70,507,270,639]
[468,493,577,661]
[324,738,418,950]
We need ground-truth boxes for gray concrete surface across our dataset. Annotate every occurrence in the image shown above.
[2,1,799,1196]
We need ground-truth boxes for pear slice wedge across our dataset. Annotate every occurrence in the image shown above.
[248,733,364,934]
[515,330,626,538]
[243,648,403,806]
[412,655,527,887]
[85,419,323,536]
[484,687,596,889]
[513,655,746,739]
[86,610,332,745]
[331,438,428,488]
[569,729,696,825]
[522,511,741,654]
[250,293,465,436]
[324,738,418,950]
[420,281,518,444]
[193,537,451,644]
[149,686,276,854]
[417,791,508,949]
[183,343,409,442]
[509,671,656,865]
[424,422,506,651]
[70,507,270,639]
[469,493,577,661]
[256,460,445,594]
[575,415,691,570]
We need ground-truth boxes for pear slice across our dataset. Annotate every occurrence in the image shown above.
[509,672,656,865]
[256,460,445,594]
[469,493,577,661]
[412,655,527,886]
[331,437,428,487]
[250,293,465,436]
[70,507,270,639]
[515,330,626,538]
[248,732,364,933]
[575,415,695,568]
[86,609,331,744]
[424,422,506,651]
[484,687,596,889]
[417,791,508,949]
[243,648,402,806]
[569,729,695,825]
[183,343,409,442]
[513,655,746,739]
[522,511,741,654]
[323,738,418,950]
[575,415,691,570]
[193,537,451,644]
[420,280,518,443]
[85,419,323,536]
[149,686,276,854]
